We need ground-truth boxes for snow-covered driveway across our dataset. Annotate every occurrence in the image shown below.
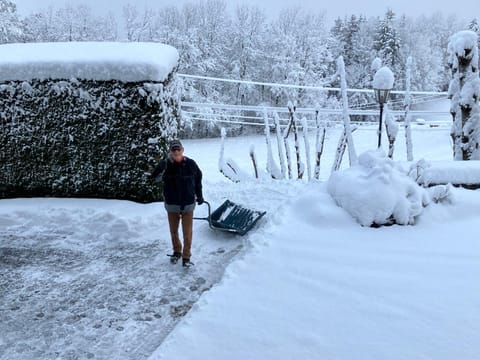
[0,198,240,359]
[0,177,296,360]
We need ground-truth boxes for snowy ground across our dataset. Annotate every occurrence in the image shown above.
[153,183,480,360]
[2,124,479,359]
[0,199,244,359]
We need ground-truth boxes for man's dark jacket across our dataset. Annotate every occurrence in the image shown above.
[152,156,203,207]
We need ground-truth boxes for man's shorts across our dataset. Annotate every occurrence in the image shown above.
[164,203,195,213]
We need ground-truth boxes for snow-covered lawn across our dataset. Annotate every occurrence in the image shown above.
[154,182,480,359]
[2,124,479,359]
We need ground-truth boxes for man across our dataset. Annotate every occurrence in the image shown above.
[151,140,204,267]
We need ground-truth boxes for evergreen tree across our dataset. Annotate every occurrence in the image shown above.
[468,18,480,67]
[374,9,401,67]
[227,5,266,104]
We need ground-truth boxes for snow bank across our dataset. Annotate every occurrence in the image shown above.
[373,66,395,89]
[328,150,426,226]
[410,159,480,187]
[0,42,179,82]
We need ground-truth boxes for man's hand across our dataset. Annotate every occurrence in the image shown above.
[197,197,204,205]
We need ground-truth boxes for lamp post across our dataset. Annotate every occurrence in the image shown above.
[374,88,392,148]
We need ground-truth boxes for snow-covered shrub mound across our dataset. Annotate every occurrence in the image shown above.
[327,150,428,226]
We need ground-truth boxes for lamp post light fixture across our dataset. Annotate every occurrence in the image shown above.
[372,66,395,149]
[374,88,392,148]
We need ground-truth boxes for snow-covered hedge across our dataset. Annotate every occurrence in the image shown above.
[0,42,180,203]
[410,159,480,189]
[328,150,427,227]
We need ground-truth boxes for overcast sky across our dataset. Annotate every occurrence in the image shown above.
[13,0,479,24]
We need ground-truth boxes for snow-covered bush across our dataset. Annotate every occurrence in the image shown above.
[328,150,428,227]
[0,42,180,203]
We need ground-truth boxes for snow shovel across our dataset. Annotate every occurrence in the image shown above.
[194,200,266,236]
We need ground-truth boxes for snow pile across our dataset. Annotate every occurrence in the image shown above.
[0,42,179,82]
[328,150,427,226]
[373,66,395,89]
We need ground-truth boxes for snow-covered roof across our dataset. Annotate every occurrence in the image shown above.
[0,42,179,82]
[373,66,395,89]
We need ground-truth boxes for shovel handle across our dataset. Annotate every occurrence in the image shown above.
[194,201,212,228]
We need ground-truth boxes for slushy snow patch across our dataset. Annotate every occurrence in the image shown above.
[328,150,427,226]
[373,66,395,89]
[0,42,179,82]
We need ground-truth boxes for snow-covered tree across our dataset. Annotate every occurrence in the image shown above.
[448,30,480,160]
[24,4,117,42]
[331,15,375,112]
[266,7,332,106]
[467,18,480,68]
[374,9,401,68]
[0,0,23,43]
[227,5,266,105]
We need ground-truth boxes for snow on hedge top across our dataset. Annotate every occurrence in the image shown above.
[373,66,395,89]
[0,42,179,82]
